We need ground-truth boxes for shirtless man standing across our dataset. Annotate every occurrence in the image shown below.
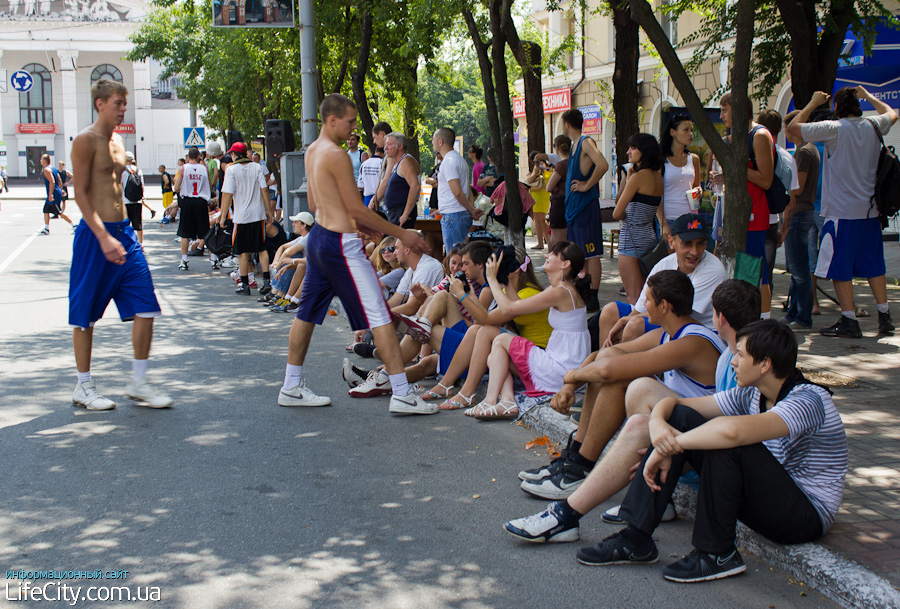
[278,94,435,415]
[68,79,172,411]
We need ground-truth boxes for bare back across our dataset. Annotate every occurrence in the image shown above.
[306,135,363,234]
[71,124,128,222]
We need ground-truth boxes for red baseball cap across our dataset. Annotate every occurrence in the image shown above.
[227,142,248,154]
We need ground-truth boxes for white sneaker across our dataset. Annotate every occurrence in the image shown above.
[342,358,368,388]
[72,381,116,411]
[124,378,174,408]
[348,369,392,398]
[394,313,432,344]
[220,256,239,269]
[278,379,332,407]
[389,392,439,415]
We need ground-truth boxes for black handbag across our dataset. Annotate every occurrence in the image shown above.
[638,239,670,277]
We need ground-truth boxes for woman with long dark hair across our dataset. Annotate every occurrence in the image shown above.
[659,113,701,239]
[613,133,663,303]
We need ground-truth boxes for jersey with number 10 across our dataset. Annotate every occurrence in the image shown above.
[179,162,211,200]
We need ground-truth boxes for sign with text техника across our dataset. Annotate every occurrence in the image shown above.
[513,88,572,118]
[184,127,206,149]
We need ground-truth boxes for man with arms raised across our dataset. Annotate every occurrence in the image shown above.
[68,79,172,410]
[278,94,435,415]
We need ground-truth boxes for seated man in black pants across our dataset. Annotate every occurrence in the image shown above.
[574,319,847,583]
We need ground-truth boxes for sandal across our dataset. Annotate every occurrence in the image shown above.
[465,400,518,420]
[439,391,475,410]
[420,382,454,401]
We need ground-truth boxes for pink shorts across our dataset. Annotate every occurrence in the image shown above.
[509,336,553,397]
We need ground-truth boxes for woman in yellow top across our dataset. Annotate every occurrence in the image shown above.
[427,247,553,410]
[526,151,552,250]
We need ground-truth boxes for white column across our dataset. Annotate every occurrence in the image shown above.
[132,60,152,173]
[0,50,6,173]
[57,50,79,165]
[719,57,730,95]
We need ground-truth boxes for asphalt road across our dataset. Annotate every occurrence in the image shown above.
[0,193,839,608]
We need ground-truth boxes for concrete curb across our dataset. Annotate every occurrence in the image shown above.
[519,403,900,609]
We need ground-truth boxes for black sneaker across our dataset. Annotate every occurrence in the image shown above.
[576,529,659,566]
[353,342,377,358]
[259,279,272,295]
[518,451,569,482]
[150,209,157,219]
[878,311,895,334]
[520,459,591,500]
[187,248,204,257]
[178,261,188,271]
[819,315,862,338]
[235,283,250,295]
[661,548,746,583]
[586,293,600,313]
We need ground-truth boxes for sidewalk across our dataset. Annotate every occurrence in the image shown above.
[521,228,900,609]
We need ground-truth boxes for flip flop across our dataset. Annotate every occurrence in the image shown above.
[420,382,454,401]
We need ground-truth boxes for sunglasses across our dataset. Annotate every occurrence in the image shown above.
[382,246,396,254]
[452,242,466,250]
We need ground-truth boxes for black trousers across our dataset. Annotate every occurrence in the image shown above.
[386,206,416,229]
[619,405,824,555]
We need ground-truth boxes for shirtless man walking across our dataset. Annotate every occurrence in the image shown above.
[68,79,172,410]
[278,94,436,415]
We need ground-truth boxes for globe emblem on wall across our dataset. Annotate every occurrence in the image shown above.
[11,71,34,93]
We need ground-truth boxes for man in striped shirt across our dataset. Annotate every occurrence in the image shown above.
[574,319,847,583]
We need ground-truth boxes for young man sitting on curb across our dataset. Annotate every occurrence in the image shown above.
[504,279,760,543]
[565,319,847,583]
[517,270,725,500]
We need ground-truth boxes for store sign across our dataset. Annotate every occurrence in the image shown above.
[579,105,603,135]
[513,88,572,118]
[114,124,135,134]
[16,123,57,134]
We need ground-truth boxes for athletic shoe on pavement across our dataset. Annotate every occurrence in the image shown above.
[878,310,895,334]
[520,460,591,500]
[518,450,570,482]
[342,358,368,388]
[248,280,258,289]
[270,301,299,312]
[211,260,221,270]
[353,342,377,358]
[601,502,676,525]
[259,279,272,295]
[393,312,432,344]
[349,370,392,398]
[235,283,251,295]
[39,228,49,235]
[124,379,173,408]
[187,248,204,257]
[504,502,580,543]
[388,392,439,415]
[278,380,332,407]
[178,261,189,271]
[576,529,659,566]
[661,548,746,583]
[220,256,238,269]
[72,381,116,411]
[820,315,862,338]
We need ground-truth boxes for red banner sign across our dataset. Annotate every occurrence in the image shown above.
[16,123,57,134]
[513,88,572,118]
[114,124,135,134]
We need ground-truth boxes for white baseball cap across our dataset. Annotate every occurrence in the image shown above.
[289,211,315,226]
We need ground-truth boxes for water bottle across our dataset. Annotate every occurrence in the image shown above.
[423,204,431,219]
[710,158,724,196]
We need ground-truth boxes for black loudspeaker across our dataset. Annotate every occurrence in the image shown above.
[226,130,244,150]
[265,120,295,162]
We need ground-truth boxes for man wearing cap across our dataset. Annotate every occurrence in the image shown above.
[219,141,274,295]
[265,211,315,312]
[174,146,212,271]
[206,141,223,202]
[121,152,154,244]
[591,213,727,350]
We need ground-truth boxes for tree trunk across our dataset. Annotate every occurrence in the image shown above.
[611,1,640,168]
[507,23,545,158]
[463,9,501,152]
[492,0,524,247]
[332,6,354,93]
[629,0,755,267]
[404,66,420,160]
[351,7,376,151]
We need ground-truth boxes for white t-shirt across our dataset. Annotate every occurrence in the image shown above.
[288,233,309,250]
[437,150,470,214]
[396,254,445,296]
[121,166,145,204]
[662,158,695,220]
[770,146,799,223]
[179,162,212,200]
[801,114,892,219]
[357,156,383,196]
[222,160,268,224]
[634,251,727,328]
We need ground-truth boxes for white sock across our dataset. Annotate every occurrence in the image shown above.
[841,310,857,320]
[290,295,300,304]
[210,253,219,262]
[760,312,770,319]
[877,302,889,314]
[388,373,409,397]
[182,254,188,262]
[44,224,50,230]
[77,371,91,384]
[132,359,149,383]
[283,364,302,391]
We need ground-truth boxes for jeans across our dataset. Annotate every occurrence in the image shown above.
[440,210,473,252]
[808,210,824,272]
[784,210,814,327]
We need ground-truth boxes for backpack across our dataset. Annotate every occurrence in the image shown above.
[124,167,144,202]
[749,126,790,214]
[869,121,900,228]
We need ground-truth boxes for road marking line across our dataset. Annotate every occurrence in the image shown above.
[0,230,41,275]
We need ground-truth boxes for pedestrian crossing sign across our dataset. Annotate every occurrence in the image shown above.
[183,127,206,149]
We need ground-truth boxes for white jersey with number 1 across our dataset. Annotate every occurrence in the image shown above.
[179,162,211,200]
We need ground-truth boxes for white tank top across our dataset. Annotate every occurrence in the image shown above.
[179,163,211,200]
[662,157,695,220]
[660,323,725,398]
